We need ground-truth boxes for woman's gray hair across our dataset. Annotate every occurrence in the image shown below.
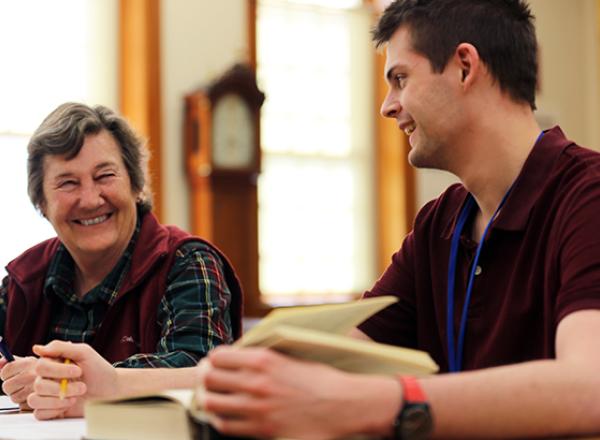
[27,102,153,214]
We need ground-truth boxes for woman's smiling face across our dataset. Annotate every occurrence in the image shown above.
[41,130,138,263]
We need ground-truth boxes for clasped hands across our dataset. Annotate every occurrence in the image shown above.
[0,341,116,419]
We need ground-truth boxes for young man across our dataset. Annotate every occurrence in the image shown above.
[198,1,600,438]
[29,1,600,438]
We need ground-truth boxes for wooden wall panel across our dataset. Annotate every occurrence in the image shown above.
[367,0,416,274]
[373,51,416,274]
[119,0,163,221]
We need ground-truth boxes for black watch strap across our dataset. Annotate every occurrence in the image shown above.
[393,376,434,440]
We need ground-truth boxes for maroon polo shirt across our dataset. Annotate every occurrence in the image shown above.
[359,126,600,372]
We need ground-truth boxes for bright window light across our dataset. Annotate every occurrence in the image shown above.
[283,0,362,10]
[0,0,117,277]
[257,0,375,302]
[0,135,55,272]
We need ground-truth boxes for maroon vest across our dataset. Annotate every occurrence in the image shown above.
[3,212,243,363]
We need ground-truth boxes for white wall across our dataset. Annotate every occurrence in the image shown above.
[161,0,249,229]
[415,0,600,209]
[88,0,119,111]
[531,0,600,149]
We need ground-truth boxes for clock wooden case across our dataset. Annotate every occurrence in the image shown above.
[184,63,266,316]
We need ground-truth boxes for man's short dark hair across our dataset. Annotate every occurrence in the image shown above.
[374,0,538,110]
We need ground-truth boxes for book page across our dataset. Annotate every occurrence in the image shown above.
[255,325,438,375]
[238,296,397,347]
[86,389,212,424]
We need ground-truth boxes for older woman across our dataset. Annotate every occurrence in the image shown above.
[0,103,242,417]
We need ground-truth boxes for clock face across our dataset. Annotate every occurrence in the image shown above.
[212,93,255,170]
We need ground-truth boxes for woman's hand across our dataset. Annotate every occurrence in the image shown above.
[27,341,119,420]
[0,355,38,410]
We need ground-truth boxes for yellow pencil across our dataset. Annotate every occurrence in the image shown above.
[59,358,71,400]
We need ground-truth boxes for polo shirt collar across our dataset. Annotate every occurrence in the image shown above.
[441,126,573,238]
[493,126,573,231]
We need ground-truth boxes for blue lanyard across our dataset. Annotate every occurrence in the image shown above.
[446,131,544,372]
[446,192,509,372]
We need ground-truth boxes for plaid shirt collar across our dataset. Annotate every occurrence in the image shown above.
[44,213,142,306]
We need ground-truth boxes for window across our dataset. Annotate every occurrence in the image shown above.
[0,135,54,274]
[0,0,117,277]
[256,0,375,304]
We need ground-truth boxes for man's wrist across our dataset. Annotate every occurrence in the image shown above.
[391,376,434,440]
[356,375,404,437]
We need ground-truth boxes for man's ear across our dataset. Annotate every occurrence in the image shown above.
[454,43,481,88]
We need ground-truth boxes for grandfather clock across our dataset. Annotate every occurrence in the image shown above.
[184,64,266,316]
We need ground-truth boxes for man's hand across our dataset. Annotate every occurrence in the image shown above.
[26,341,119,420]
[200,346,402,440]
[0,355,37,410]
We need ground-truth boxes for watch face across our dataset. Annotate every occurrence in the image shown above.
[211,93,255,170]
[399,404,433,440]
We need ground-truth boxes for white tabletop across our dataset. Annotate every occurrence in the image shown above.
[0,396,85,440]
[0,395,18,412]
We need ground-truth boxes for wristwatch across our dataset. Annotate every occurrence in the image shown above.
[392,376,434,440]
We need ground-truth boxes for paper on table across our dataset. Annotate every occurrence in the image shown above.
[0,395,19,412]
[0,410,85,440]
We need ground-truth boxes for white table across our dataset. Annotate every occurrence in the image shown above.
[0,396,85,440]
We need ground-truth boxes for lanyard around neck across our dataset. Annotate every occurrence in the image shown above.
[446,191,510,372]
[445,131,544,373]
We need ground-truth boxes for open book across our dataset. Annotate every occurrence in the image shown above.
[236,295,437,375]
[85,296,438,440]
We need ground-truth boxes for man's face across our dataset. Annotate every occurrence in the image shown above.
[380,27,465,171]
[41,130,138,264]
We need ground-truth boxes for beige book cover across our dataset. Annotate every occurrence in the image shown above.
[85,389,208,440]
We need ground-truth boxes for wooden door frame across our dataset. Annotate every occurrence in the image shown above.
[119,0,163,221]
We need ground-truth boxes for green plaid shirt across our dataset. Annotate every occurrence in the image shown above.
[0,216,233,368]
